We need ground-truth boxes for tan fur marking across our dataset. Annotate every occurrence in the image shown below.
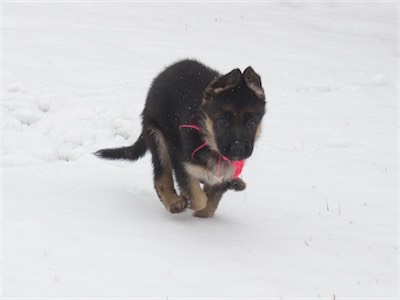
[154,167,187,213]
[184,176,208,211]
[184,163,212,184]
[193,185,224,218]
[247,82,265,100]
[151,128,170,168]
[202,115,219,153]
[155,171,176,202]
[255,123,262,140]
[184,161,235,186]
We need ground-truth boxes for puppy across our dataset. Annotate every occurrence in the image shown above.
[95,59,266,218]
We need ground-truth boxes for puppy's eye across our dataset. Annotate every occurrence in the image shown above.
[246,117,257,130]
[217,117,230,129]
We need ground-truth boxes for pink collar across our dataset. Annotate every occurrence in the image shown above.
[179,124,245,180]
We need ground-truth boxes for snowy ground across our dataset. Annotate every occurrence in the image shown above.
[1,2,398,299]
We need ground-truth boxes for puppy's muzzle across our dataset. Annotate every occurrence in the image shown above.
[228,140,252,161]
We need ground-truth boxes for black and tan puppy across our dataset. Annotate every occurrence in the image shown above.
[95,59,266,218]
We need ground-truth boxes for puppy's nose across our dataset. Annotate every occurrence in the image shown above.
[230,141,245,159]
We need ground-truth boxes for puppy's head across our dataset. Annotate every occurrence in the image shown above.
[201,67,266,161]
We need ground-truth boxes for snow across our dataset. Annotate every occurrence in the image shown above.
[1,1,398,299]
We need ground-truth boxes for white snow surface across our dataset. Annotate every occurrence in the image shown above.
[1,2,398,299]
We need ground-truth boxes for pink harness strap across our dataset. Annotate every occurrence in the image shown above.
[179,124,201,131]
[179,125,208,160]
[179,124,245,179]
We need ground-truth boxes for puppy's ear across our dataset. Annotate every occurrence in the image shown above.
[205,68,242,97]
[244,67,265,100]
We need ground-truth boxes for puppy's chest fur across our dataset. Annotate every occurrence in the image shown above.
[179,121,236,185]
[184,156,236,186]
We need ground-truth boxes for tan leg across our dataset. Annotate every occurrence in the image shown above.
[154,169,187,214]
[149,127,187,214]
[182,176,208,212]
[193,184,226,218]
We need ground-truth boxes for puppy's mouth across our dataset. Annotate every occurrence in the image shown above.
[219,143,253,162]
[226,155,247,162]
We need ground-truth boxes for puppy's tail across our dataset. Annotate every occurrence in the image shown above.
[94,134,147,161]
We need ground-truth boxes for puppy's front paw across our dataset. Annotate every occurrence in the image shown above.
[227,178,246,191]
[167,197,188,214]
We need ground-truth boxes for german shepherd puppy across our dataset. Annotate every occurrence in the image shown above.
[95,59,266,218]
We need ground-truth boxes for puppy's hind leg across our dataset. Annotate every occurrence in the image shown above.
[146,127,187,214]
